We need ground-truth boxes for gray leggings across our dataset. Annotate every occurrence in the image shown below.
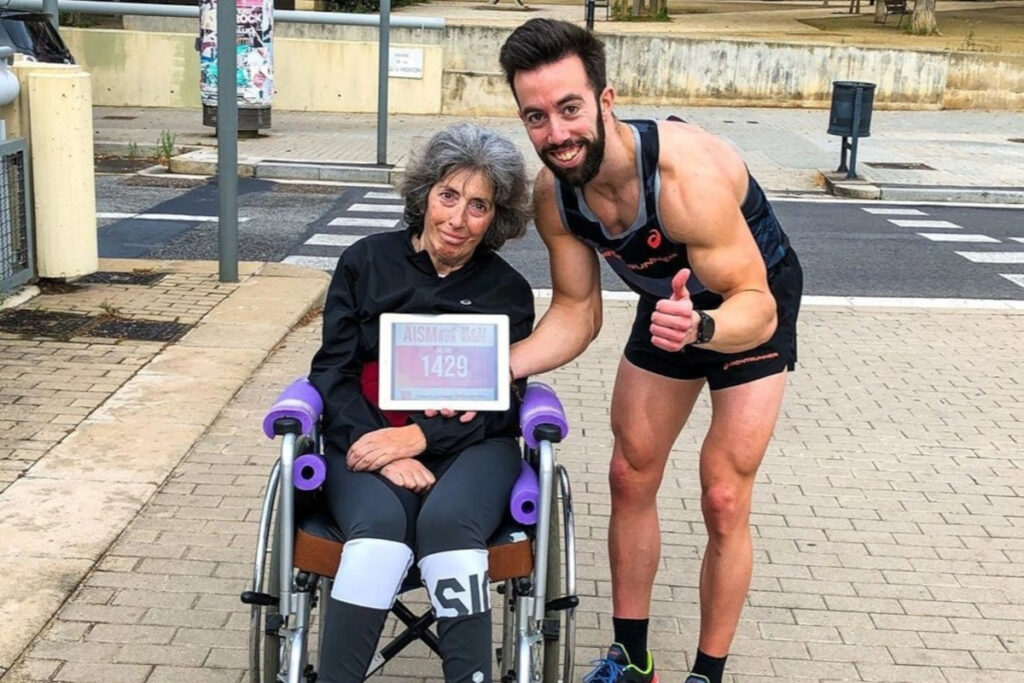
[318,437,521,683]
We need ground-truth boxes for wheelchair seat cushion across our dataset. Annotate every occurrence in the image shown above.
[294,509,534,582]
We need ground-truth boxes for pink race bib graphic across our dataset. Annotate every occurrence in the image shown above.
[390,323,498,401]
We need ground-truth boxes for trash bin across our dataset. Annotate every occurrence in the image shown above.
[827,80,876,180]
[827,81,875,138]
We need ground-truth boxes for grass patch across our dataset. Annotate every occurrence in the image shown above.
[800,6,1024,54]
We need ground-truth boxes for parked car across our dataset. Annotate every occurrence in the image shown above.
[0,11,75,64]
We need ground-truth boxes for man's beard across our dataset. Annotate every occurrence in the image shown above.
[541,107,605,187]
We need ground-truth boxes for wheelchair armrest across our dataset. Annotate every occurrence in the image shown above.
[520,381,569,449]
[262,377,324,439]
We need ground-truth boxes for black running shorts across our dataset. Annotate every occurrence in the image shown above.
[624,248,803,390]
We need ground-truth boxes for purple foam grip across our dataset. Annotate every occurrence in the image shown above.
[520,381,569,449]
[262,377,324,439]
[293,453,327,491]
[510,460,539,525]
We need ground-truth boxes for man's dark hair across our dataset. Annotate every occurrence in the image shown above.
[499,19,607,99]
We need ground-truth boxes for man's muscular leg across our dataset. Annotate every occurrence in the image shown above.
[697,371,787,657]
[608,358,703,624]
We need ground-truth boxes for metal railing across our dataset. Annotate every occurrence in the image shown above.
[2,0,446,30]
[0,138,34,294]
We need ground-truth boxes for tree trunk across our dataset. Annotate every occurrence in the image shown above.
[911,0,938,35]
[874,0,886,23]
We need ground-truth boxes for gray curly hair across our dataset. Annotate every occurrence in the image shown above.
[399,123,531,252]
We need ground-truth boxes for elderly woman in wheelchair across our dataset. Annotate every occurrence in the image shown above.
[245,124,577,683]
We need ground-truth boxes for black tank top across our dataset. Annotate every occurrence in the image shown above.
[554,118,790,299]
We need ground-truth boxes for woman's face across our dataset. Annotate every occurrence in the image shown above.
[418,168,496,275]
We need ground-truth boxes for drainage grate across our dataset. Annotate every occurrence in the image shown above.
[864,162,936,170]
[102,115,138,120]
[88,318,191,343]
[0,309,94,336]
[76,271,167,286]
[0,309,192,342]
[1010,138,1024,144]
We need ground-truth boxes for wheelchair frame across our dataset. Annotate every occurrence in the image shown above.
[243,386,577,683]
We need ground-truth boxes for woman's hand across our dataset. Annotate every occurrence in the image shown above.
[379,459,436,492]
[347,425,427,472]
[423,408,477,423]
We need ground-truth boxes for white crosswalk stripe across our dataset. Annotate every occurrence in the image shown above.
[97,212,251,223]
[862,208,927,216]
[1011,237,1024,244]
[328,217,399,228]
[917,233,999,243]
[283,190,406,270]
[889,219,961,229]
[349,203,404,213]
[305,234,362,247]
[955,251,1024,264]
[1000,274,1024,289]
[283,255,339,270]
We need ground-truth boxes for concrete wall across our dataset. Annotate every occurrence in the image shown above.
[61,28,443,114]
[439,26,1024,114]
[63,24,1023,114]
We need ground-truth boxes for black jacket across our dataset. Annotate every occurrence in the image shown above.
[308,230,535,458]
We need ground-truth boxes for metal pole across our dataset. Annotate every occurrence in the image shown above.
[43,0,58,29]
[217,0,238,282]
[376,0,390,166]
[848,87,863,180]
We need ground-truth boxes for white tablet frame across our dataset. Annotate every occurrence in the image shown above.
[378,313,510,412]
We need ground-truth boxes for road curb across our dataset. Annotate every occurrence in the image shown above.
[820,170,1024,204]
[165,149,402,185]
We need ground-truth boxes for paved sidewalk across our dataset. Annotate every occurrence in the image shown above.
[94,105,1024,202]
[2,280,1022,681]
[0,260,329,681]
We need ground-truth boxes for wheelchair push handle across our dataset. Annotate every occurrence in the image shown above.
[263,378,324,438]
[520,381,569,449]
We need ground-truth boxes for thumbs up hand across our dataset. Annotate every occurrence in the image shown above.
[650,268,699,352]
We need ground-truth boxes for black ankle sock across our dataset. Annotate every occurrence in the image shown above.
[689,649,727,683]
[612,617,649,667]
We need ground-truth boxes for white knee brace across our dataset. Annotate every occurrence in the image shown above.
[331,538,413,609]
[418,548,490,619]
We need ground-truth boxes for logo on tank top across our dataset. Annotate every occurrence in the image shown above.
[647,229,662,249]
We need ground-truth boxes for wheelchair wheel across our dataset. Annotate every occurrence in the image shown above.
[541,482,561,683]
[263,513,283,683]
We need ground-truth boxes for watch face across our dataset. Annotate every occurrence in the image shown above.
[698,311,715,343]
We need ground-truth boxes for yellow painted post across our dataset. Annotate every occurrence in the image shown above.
[27,67,98,279]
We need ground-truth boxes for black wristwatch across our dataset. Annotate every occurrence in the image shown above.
[695,310,715,345]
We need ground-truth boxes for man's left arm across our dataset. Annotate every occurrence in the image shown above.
[653,154,776,354]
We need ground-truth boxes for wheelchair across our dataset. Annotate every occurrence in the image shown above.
[242,378,578,683]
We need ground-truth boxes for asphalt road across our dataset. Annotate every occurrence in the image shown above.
[96,175,1024,300]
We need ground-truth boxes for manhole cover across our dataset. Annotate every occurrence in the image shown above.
[87,319,191,343]
[864,162,936,170]
[76,271,167,286]
[0,310,92,337]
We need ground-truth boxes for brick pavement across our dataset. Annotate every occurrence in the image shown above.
[0,260,328,680]
[4,298,1022,682]
[0,269,241,493]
